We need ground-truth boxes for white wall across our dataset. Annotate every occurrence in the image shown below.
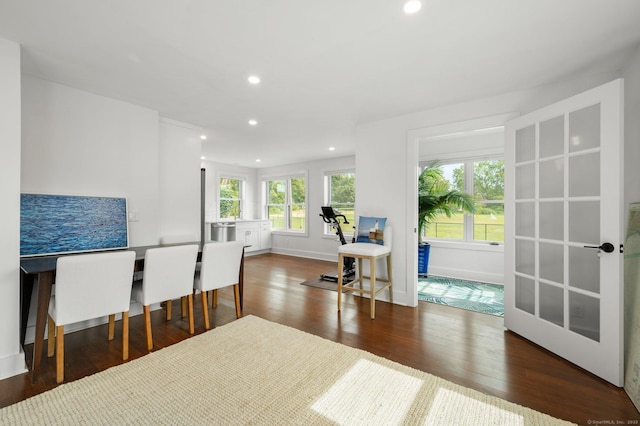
[0,38,26,380]
[17,77,203,349]
[623,45,640,390]
[355,70,623,308]
[158,118,202,241]
[623,45,640,240]
[258,155,356,261]
[21,76,161,246]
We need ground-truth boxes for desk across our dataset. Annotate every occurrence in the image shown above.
[20,242,245,382]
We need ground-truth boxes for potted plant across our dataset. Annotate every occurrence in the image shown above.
[418,162,475,275]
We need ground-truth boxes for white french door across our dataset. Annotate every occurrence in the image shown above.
[504,79,624,386]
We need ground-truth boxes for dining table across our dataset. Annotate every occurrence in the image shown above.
[19,241,245,382]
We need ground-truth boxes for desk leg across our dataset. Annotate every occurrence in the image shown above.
[32,271,53,382]
[239,249,245,310]
[20,272,35,346]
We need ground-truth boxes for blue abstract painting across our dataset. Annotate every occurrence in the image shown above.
[20,193,128,256]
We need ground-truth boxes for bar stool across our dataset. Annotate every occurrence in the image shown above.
[337,226,393,319]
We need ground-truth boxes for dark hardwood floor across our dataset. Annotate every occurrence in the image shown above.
[1,253,638,424]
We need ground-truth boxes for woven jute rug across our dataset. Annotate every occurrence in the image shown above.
[0,316,574,425]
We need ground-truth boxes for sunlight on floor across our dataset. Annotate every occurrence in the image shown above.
[423,388,524,425]
[311,358,527,425]
[311,358,423,425]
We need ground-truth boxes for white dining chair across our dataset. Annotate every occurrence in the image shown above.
[131,244,199,350]
[194,240,244,329]
[47,250,136,383]
[159,234,201,317]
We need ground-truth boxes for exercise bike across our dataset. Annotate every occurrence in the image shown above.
[319,206,356,282]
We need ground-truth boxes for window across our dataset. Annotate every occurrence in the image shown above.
[265,174,306,232]
[324,170,355,234]
[472,160,504,242]
[219,176,243,219]
[423,162,465,240]
[421,159,504,242]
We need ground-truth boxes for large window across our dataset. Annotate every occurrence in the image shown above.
[219,176,244,219]
[324,170,355,234]
[266,174,306,232]
[422,159,504,242]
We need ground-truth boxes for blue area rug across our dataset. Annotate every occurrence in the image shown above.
[418,275,504,317]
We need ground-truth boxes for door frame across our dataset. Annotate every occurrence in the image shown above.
[405,113,518,305]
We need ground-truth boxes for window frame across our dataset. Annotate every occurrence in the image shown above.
[323,169,355,236]
[471,159,505,242]
[217,173,246,220]
[419,155,504,244]
[262,171,308,235]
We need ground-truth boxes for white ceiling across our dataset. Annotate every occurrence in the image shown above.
[1,0,639,168]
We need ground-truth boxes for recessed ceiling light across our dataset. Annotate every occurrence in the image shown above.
[201,156,206,160]
[329,147,336,151]
[403,0,422,14]
[256,159,261,163]
[248,119,258,126]
[248,75,261,85]
[200,134,207,140]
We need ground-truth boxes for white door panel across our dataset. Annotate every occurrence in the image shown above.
[505,79,624,386]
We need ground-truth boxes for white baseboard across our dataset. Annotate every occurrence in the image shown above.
[0,349,27,380]
[270,247,335,262]
[243,248,271,257]
[426,266,504,285]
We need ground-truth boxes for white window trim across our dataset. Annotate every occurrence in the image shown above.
[262,170,309,236]
[323,168,355,237]
[216,171,248,220]
[419,155,504,245]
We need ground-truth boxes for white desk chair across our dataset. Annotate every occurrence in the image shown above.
[47,250,136,383]
[337,226,393,319]
[194,241,244,329]
[131,244,198,350]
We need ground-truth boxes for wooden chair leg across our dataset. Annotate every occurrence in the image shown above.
[143,305,153,351]
[212,289,218,308]
[56,325,64,384]
[187,294,194,334]
[233,284,242,318]
[47,315,55,357]
[181,296,187,318]
[370,256,376,319]
[166,299,172,321]
[201,291,210,330]
[108,314,115,341]
[122,311,129,360]
[387,254,393,304]
[358,258,363,288]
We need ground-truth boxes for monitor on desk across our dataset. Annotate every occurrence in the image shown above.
[20,193,129,257]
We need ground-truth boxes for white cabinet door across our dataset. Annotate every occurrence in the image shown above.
[236,222,260,252]
[260,220,271,249]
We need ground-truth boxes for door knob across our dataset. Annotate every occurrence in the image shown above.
[583,242,615,253]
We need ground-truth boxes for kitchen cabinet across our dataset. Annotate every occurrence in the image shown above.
[235,220,271,253]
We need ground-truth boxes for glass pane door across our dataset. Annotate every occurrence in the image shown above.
[505,79,623,386]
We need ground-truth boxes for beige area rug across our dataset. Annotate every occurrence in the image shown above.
[1,316,574,425]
